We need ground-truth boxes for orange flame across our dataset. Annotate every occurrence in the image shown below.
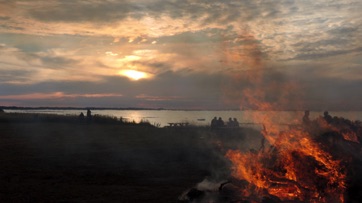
[226,125,346,202]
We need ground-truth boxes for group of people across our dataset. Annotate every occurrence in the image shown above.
[211,117,239,128]
[303,110,334,125]
[78,109,92,122]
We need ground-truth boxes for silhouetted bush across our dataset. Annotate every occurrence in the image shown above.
[91,114,119,124]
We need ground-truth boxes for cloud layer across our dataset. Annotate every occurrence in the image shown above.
[0,0,361,109]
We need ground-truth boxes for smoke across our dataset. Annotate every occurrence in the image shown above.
[218,26,304,111]
[179,178,227,202]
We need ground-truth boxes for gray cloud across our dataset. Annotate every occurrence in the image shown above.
[0,69,34,85]
[0,24,24,31]
[39,55,79,68]
[0,16,11,21]
[327,26,359,36]
[0,33,82,52]
[26,0,205,23]
[156,28,232,44]
[289,47,362,61]
[282,19,362,61]
[24,0,287,24]
[28,1,130,22]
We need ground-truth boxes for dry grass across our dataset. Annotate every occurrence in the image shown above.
[0,113,253,202]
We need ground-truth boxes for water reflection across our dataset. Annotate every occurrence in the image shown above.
[4,109,362,127]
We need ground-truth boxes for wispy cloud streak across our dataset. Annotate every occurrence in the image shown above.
[0,92,123,100]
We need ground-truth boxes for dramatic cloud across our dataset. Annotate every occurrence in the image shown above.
[0,0,361,109]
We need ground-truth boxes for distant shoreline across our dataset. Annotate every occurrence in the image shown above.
[0,106,165,111]
[0,106,238,111]
[2,106,362,112]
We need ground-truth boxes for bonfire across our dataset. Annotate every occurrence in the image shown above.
[182,114,362,203]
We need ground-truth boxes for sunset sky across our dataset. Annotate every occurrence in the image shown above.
[1,0,361,110]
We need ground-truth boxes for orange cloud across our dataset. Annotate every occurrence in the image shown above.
[0,92,123,100]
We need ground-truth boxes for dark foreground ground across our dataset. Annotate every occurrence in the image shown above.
[0,113,254,202]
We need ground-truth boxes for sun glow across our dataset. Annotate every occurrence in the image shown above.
[119,69,152,81]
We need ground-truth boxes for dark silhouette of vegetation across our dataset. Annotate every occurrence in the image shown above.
[0,112,155,127]
[0,112,247,202]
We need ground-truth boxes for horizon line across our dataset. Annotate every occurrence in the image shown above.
[1,106,362,112]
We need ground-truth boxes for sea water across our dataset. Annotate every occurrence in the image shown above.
[4,109,362,127]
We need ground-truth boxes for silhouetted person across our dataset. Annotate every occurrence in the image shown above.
[211,116,217,129]
[217,117,224,127]
[233,118,239,127]
[86,109,92,122]
[227,117,233,127]
[302,110,310,125]
[79,112,85,121]
[323,111,332,123]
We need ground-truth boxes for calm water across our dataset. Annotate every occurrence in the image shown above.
[4,109,362,127]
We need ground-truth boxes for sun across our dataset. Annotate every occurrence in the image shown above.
[119,69,151,81]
